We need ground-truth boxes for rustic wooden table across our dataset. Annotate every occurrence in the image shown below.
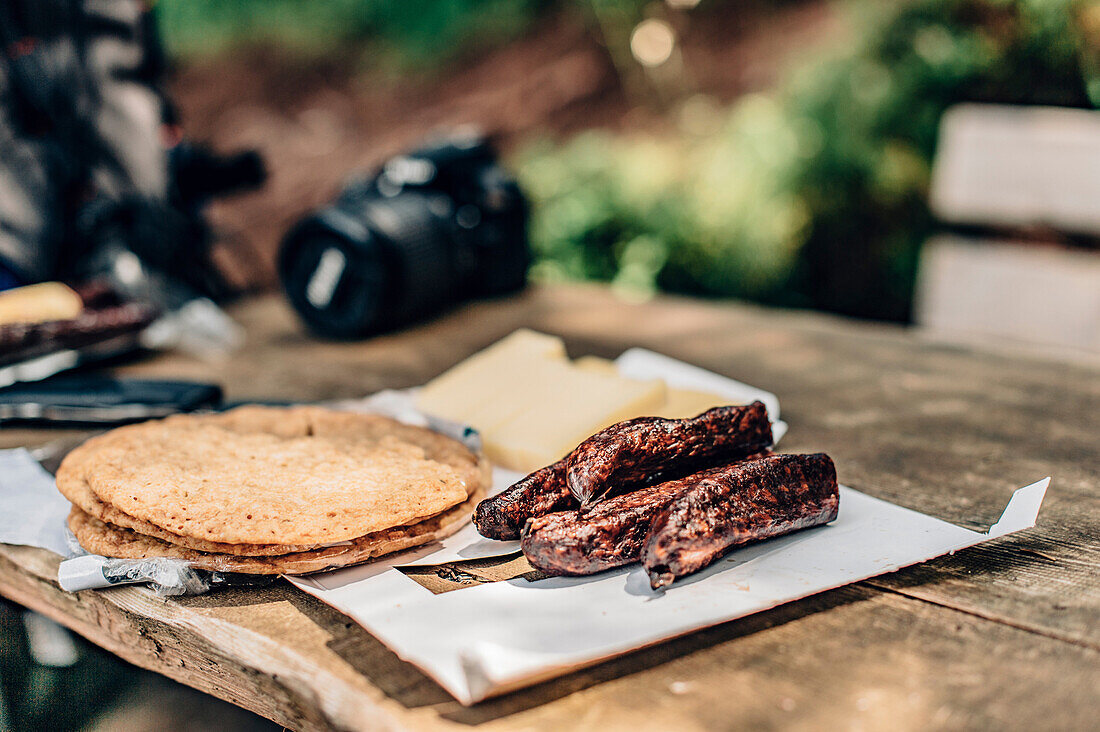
[1,285,1097,731]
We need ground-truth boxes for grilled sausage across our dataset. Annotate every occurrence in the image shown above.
[566,402,773,506]
[477,402,774,540]
[473,460,576,540]
[521,452,772,575]
[642,453,838,589]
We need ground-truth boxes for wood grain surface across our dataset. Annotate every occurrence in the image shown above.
[2,284,1098,731]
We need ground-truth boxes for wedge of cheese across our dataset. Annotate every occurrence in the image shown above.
[482,364,665,470]
[573,355,619,375]
[576,356,733,419]
[416,329,740,472]
[417,331,666,472]
[416,329,567,430]
[656,387,735,419]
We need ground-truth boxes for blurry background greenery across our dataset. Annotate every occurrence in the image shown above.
[515,0,1098,320]
[157,0,1099,322]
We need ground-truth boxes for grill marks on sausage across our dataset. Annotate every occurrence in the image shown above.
[472,460,575,540]
[566,402,773,506]
[642,453,838,589]
[521,453,771,576]
[474,402,774,540]
[474,402,837,590]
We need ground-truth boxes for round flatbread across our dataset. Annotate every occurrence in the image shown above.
[56,408,489,556]
[57,459,318,556]
[67,480,486,574]
[59,406,484,546]
[197,406,484,492]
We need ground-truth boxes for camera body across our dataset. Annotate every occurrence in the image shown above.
[279,134,530,338]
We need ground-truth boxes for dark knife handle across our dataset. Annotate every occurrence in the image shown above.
[0,376,222,427]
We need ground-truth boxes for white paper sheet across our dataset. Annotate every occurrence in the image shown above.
[290,480,1047,704]
[0,350,1046,704]
[0,448,73,555]
[288,351,1049,704]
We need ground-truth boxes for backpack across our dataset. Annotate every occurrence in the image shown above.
[0,0,262,299]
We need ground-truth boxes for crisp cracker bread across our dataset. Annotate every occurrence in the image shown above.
[67,480,486,575]
[202,406,484,492]
[61,406,482,546]
[56,408,489,556]
[57,445,318,555]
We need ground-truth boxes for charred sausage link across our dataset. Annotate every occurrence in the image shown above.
[642,453,838,589]
[477,402,773,541]
[472,460,576,540]
[522,452,772,575]
[566,402,773,506]
[474,402,770,538]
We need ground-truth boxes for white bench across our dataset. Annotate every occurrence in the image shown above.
[915,104,1100,354]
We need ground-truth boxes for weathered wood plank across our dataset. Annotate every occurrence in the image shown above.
[4,544,1098,731]
[0,547,405,731]
[2,284,1098,730]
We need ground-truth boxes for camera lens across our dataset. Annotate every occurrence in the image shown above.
[279,191,459,338]
[280,227,386,339]
[278,134,529,338]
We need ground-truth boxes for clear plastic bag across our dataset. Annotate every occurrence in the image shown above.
[59,532,275,596]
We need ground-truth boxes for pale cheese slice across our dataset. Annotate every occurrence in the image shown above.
[656,387,738,419]
[578,356,737,418]
[573,355,619,375]
[483,364,666,472]
[416,329,567,428]
[416,329,738,473]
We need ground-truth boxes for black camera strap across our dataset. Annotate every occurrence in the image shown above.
[0,0,176,282]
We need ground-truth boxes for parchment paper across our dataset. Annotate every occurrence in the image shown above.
[0,448,72,555]
[0,351,1046,704]
[288,350,1049,704]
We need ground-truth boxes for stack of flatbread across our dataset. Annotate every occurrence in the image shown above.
[57,406,489,574]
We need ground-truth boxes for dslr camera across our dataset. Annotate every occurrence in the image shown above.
[279,133,530,338]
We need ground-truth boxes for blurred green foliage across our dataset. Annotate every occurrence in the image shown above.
[156,0,1098,320]
[517,96,812,303]
[519,0,1099,320]
[155,0,547,70]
